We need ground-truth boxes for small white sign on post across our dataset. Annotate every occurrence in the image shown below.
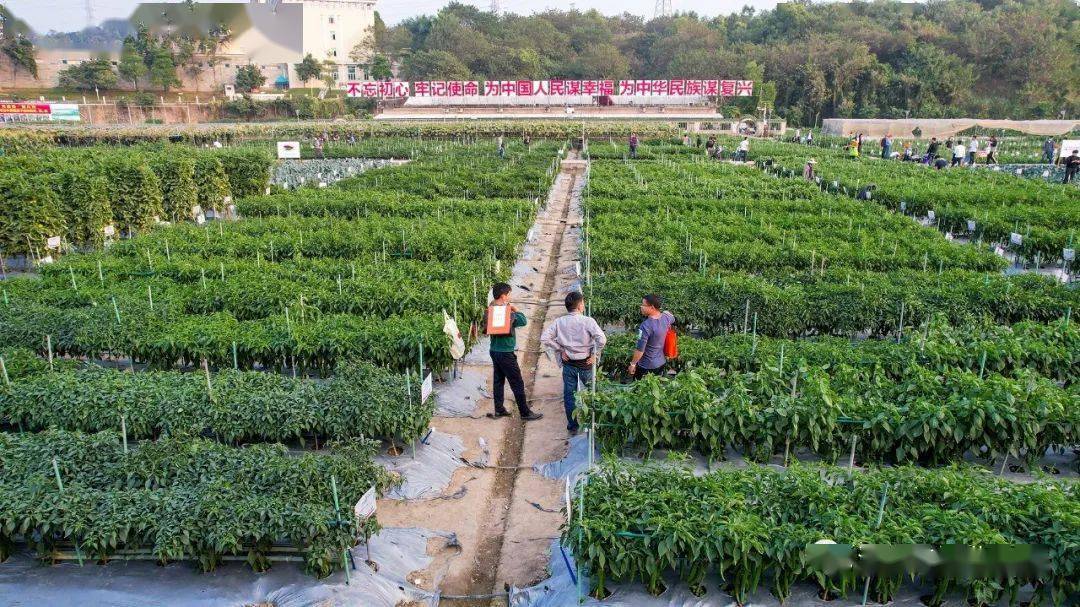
[420,372,433,404]
[277,141,301,160]
[945,232,954,241]
[927,210,935,222]
[354,486,377,523]
[195,213,206,226]
[191,205,203,220]
[899,201,907,212]
[966,220,976,232]
[103,225,116,237]
[1010,232,1023,246]
[1064,248,1075,262]
[46,236,62,250]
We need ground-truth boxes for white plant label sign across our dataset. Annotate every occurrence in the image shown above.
[1010,233,1023,246]
[103,225,116,237]
[46,236,62,250]
[421,372,433,404]
[354,486,377,523]
[277,141,300,160]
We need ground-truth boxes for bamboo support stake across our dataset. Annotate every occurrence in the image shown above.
[148,285,154,311]
[0,356,9,385]
[232,341,239,370]
[121,414,128,453]
[203,358,213,401]
[46,335,54,370]
[97,260,104,285]
[69,266,78,291]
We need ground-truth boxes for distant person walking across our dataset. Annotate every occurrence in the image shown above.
[484,282,543,421]
[856,133,864,155]
[1043,138,1057,164]
[803,158,817,180]
[629,133,639,159]
[736,137,750,161]
[985,136,998,164]
[967,137,979,165]
[627,294,675,380]
[847,137,860,158]
[951,141,966,167]
[1064,150,1080,184]
[806,131,814,145]
[880,134,892,159]
[925,137,940,162]
[541,291,606,433]
[705,135,716,157]
[497,135,505,159]
[313,137,325,159]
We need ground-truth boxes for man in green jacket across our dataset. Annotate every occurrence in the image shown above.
[486,282,543,421]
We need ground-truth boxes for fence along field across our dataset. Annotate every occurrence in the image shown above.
[569,139,1079,605]
[0,135,560,575]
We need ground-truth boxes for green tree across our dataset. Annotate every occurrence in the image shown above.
[119,39,148,90]
[401,50,470,81]
[234,64,266,92]
[1,36,38,81]
[368,54,393,80]
[294,53,323,85]
[58,55,119,90]
[148,48,180,92]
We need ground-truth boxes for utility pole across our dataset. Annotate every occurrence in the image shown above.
[654,0,673,18]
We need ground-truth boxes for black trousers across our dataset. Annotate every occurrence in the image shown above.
[491,351,530,415]
[632,364,666,381]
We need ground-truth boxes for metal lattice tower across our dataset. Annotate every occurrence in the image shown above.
[654,0,672,18]
[85,0,95,28]
[490,0,500,14]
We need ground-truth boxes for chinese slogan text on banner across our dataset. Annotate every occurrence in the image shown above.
[344,79,752,98]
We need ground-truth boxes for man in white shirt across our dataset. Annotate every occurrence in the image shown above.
[540,291,607,433]
[951,142,966,167]
[967,138,979,165]
[736,137,750,161]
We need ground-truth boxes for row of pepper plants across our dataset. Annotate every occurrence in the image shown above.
[0,136,562,575]
[0,428,392,576]
[0,121,681,148]
[0,145,272,257]
[751,138,1080,263]
[0,350,433,445]
[572,140,1079,603]
[565,460,1078,605]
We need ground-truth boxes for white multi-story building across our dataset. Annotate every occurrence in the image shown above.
[0,0,377,91]
[135,0,378,89]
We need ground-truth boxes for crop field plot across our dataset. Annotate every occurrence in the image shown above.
[0,131,560,579]
[571,139,1078,605]
[0,126,1076,606]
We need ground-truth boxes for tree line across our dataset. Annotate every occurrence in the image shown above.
[373,0,1078,123]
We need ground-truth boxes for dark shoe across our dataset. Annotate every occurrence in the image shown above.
[487,410,512,419]
[521,412,544,422]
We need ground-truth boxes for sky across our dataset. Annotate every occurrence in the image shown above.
[3,0,787,34]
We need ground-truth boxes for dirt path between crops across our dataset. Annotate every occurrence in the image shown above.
[377,152,585,606]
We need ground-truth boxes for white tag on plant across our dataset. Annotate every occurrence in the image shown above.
[46,236,62,250]
[421,372,433,404]
[1010,233,1022,245]
[966,220,976,231]
[103,225,115,237]
[354,486,377,522]
[1064,248,1075,261]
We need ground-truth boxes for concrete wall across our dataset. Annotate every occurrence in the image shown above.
[823,118,1080,139]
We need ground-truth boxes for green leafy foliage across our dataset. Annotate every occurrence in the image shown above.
[566,461,1079,604]
[0,429,392,575]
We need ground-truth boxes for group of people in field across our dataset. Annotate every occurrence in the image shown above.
[483,283,674,435]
